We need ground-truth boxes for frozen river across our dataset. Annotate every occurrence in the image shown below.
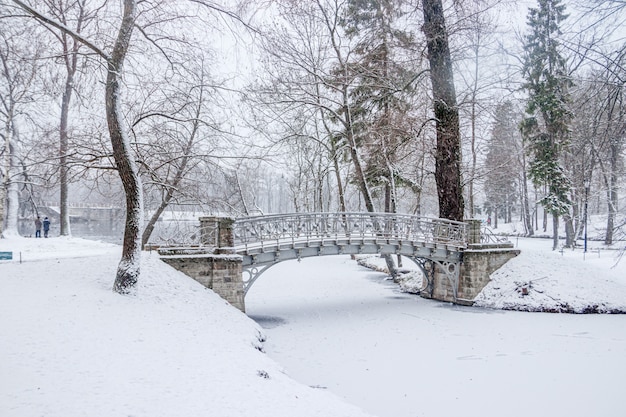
[246,255,626,417]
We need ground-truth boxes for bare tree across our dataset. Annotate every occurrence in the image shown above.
[0,11,45,237]
[136,56,226,247]
[39,0,103,237]
[11,0,143,292]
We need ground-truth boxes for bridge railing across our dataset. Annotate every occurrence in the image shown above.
[228,212,467,251]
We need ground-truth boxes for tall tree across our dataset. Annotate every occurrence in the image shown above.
[421,0,464,221]
[0,11,44,237]
[13,0,144,292]
[484,101,521,229]
[41,0,101,237]
[520,0,572,250]
[340,0,417,214]
[570,58,625,245]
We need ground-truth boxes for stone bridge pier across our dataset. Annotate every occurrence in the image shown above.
[422,220,520,304]
[159,217,245,311]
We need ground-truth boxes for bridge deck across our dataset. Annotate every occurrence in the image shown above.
[237,236,463,266]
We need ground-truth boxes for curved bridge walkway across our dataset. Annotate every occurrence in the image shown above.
[202,212,469,298]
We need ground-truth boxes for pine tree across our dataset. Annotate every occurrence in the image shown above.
[340,0,415,214]
[484,102,521,228]
[339,0,416,276]
[520,0,572,250]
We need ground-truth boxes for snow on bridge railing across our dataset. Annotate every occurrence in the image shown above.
[229,212,468,250]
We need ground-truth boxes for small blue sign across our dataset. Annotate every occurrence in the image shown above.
[0,251,13,260]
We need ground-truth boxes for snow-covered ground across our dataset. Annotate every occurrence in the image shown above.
[1,234,625,417]
[0,237,373,417]
[476,237,626,312]
[357,236,626,313]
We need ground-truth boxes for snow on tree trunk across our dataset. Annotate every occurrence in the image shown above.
[521,154,533,236]
[59,69,73,237]
[1,123,8,237]
[552,213,559,250]
[105,0,143,294]
[2,131,20,237]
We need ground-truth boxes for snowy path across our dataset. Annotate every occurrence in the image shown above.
[247,256,626,417]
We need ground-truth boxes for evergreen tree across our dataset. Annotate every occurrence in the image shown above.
[340,0,416,214]
[339,0,417,276]
[520,0,573,249]
[484,101,520,228]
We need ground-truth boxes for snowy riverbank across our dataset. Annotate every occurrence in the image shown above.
[357,236,626,313]
[0,236,373,417]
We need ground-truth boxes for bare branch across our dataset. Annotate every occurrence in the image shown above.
[10,0,108,61]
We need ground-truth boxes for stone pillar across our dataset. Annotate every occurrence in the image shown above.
[199,216,218,246]
[467,219,482,245]
[200,216,235,252]
[161,217,245,312]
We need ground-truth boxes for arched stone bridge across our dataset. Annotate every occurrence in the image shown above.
[158,212,519,312]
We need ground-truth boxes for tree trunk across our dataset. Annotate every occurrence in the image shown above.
[0,171,5,236]
[331,142,346,212]
[522,170,533,236]
[421,0,464,222]
[564,213,574,248]
[1,117,10,237]
[605,184,615,245]
[141,193,171,248]
[1,90,18,236]
[605,139,619,245]
[493,206,498,229]
[552,213,559,250]
[59,69,73,236]
[106,0,143,294]
[3,141,20,236]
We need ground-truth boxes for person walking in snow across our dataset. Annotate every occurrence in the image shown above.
[34,217,42,238]
[43,217,50,238]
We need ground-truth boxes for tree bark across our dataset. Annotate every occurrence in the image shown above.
[1,44,19,237]
[106,0,143,294]
[521,168,533,236]
[564,213,574,247]
[59,62,74,237]
[552,213,559,250]
[2,139,20,236]
[1,112,10,237]
[330,140,347,213]
[421,0,464,222]
[605,138,619,245]
[57,0,91,237]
